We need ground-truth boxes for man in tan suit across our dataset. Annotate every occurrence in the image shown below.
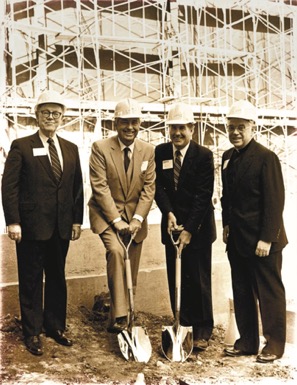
[88,98,155,332]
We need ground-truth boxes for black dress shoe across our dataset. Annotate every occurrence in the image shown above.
[224,347,256,357]
[193,339,209,351]
[107,316,127,333]
[256,353,279,363]
[25,335,43,356]
[46,330,73,346]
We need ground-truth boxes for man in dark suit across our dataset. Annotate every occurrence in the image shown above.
[221,100,288,363]
[1,90,84,356]
[155,103,216,351]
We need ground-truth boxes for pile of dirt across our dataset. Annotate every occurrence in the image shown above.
[1,295,296,385]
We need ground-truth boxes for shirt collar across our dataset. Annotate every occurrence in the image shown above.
[172,142,190,158]
[235,138,254,154]
[38,131,58,146]
[118,138,135,153]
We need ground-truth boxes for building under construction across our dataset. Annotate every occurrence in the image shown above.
[1,0,296,226]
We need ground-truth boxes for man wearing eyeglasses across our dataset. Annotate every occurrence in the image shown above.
[88,98,155,333]
[221,100,288,363]
[1,90,84,356]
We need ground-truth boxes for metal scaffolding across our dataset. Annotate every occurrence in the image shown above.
[1,0,296,225]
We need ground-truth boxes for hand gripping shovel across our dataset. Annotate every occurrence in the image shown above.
[116,232,152,363]
[161,230,193,362]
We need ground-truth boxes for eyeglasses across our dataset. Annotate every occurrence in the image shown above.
[39,110,62,119]
[227,124,250,133]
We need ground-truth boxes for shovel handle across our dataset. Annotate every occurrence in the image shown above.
[175,256,181,317]
[169,227,183,247]
[116,231,135,259]
[169,230,183,323]
[117,231,135,326]
[116,231,135,293]
[125,258,133,291]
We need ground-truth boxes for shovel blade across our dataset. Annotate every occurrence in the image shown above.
[161,325,193,362]
[117,326,152,363]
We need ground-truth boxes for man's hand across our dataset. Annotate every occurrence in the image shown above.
[255,240,271,257]
[177,230,192,254]
[114,219,130,235]
[167,212,182,234]
[72,224,82,241]
[7,224,22,243]
[129,218,142,235]
[223,225,229,244]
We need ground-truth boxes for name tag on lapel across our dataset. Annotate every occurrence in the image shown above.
[141,160,148,172]
[33,148,47,156]
[162,159,173,169]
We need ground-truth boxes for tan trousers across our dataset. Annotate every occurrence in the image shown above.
[99,227,143,323]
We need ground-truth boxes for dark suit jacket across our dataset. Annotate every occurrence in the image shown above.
[2,131,84,240]
[221,139,288,257]
[155,140,216,247]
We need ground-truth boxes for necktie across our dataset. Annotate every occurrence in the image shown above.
[124,147,130,173]
[174,150,182,190]
[47,138,62,183]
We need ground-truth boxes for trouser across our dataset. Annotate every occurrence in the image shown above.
[16,229,69,337]
[99,227,143,322]
[165,242,214,340]
[228,245,286,357]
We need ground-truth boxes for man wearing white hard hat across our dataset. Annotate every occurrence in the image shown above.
[88,98,155,332]
[221,99,287,363]
[1,90,84,355]
[155,102,216,351]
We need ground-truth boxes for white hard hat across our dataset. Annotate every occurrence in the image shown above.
[166,103,195,125]
[114,98,142,119]
[35,90,66,111]
[227,100,257,122]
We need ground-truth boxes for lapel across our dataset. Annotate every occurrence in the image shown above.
[222,148,235,177]
[161,143,175,189]
[57,136,68,185]
[31,132,55,181]
[110,136,128,196]
[233,139,258,190]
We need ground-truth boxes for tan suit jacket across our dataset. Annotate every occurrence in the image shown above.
[88,135,155,242]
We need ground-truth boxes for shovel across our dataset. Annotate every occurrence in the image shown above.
[116,232,152,363]
[161,229,193,362]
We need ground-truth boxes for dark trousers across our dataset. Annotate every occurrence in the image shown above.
[165,242,213,340]
[228,244,286,357]
[16,229,70,337]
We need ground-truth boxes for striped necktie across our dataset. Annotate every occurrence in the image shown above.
[47,138,62,183]
[174,150,182,190]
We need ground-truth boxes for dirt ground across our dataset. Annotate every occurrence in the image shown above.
[1,293,297,385]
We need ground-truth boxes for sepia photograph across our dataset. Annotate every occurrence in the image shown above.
[1,1,296,384]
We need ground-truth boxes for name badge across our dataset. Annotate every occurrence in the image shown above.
[223,159,230,170]
[162,159,173,169]
[141,160,148,172]
[33,148,47,156]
